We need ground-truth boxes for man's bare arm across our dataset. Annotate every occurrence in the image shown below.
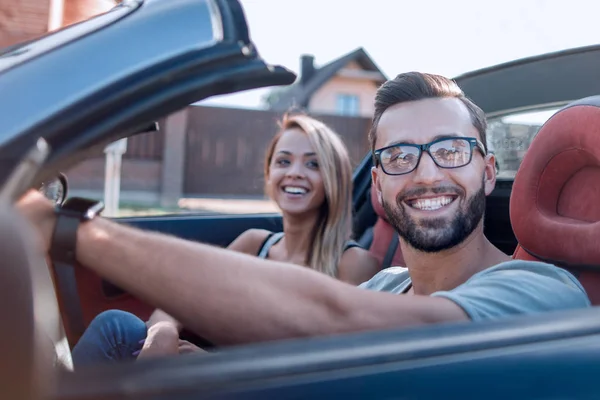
[144,229,270,331]
[26,191,461,345]
[20,191,466,344]
[75,218,468,345]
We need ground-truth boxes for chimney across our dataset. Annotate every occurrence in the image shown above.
[299,54,315,85]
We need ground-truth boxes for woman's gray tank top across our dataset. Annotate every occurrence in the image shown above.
[256,232,360,259]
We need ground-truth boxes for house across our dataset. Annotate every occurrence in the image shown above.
[265,47,388,118]
[0,0,115,48]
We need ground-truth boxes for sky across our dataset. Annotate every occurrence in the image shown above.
[199,0,600,111]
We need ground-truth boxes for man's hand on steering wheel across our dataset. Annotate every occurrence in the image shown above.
[16,190,58,255]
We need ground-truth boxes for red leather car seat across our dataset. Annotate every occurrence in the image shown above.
[368,185,405,268]
[510,96,600,304]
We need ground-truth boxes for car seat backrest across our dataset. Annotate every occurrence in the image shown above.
[510,96,600,304]
[368,185,405,268]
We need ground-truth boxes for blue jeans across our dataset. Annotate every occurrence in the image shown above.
[71,310,147,367]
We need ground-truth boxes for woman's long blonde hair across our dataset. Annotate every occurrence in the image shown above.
[264,112,353,278]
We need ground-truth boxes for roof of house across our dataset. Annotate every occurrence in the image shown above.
[269,47,388,111]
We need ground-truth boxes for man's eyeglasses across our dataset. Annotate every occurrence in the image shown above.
[373,136,487,176]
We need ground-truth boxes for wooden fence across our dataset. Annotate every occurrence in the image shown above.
[182,107,372,196]
[92,106,372,197]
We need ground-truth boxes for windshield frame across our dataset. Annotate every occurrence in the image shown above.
[0,1,141,74]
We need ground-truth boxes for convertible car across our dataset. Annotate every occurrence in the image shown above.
[2,0,600,399]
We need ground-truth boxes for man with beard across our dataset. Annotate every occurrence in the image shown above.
[18,72,589,351]
[360,72,512,296]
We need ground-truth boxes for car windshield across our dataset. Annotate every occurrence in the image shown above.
[0,2,136,73]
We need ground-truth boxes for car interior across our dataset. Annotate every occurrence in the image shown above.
[3,1,600,399]
[2,94,599,400]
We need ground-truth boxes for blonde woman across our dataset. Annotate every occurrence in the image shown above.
[71,113,379,366]
[228,112,379,282]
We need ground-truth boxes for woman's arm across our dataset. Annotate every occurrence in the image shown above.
[337,247,381,286]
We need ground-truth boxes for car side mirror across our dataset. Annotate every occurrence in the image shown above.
[39,173,68,206]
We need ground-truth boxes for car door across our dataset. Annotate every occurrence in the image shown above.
[55,307,600,399]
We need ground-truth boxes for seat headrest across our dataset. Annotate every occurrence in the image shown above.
[510,96,600,267]
[370,184,388,221]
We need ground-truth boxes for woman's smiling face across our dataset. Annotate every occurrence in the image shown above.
[266,127,326,216]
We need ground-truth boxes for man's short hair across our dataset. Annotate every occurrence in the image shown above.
[369,72,487,153]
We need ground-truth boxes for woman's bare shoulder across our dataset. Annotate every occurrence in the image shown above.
[227,229,274,255]
[337,246,380,286]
